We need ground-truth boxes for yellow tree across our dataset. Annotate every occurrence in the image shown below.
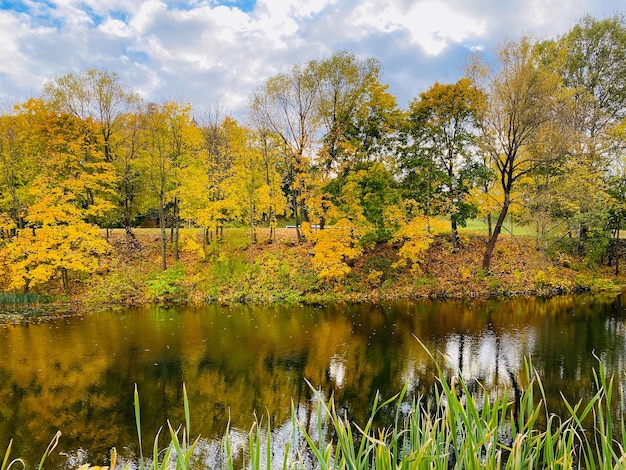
[206,118,288,260]
[183,107,235,243]
[0,106,40,233]
[303,219,364,282]
[141,101,202,270]
[250,63,320,241]
[2,99,113,291]
[43,69,144,232]
[226,119,290,257]
[5,197,109,292]
[391,214,448,275]
[256,129,288,244]
[404,78,485,248]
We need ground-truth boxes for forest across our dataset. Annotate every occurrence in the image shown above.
[0,13,626,304]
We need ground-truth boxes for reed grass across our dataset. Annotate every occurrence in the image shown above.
[4,356,626,469]
[0,292,52,305]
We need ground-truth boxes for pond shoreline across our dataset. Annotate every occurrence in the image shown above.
[0,283,621,327]
[1,230,624,321]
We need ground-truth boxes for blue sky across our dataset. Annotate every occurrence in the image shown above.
[0,0,623,117]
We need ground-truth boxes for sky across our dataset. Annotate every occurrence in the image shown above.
[0,0,623,118]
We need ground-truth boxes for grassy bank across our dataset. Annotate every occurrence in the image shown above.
[4,355,625,469]
[84,226,623,307]
[1,225,623,310]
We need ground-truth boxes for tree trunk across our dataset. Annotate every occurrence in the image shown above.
[292,190,302,242]
[61,268,69,292]
[451,216,460,250]
[159,199,167,270]
[267,209,276,244]
[249,194,255,264]
[173,197,180,262]
[616,216,621,276]
[482,194,510,272]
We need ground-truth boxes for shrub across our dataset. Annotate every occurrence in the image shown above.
[145,264,186,303]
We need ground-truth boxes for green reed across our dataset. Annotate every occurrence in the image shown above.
[0,292,51,305]
[4,356,626,469]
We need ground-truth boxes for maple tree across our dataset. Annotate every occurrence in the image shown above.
[391,213,447,275]
[43,68,144,233]
[0,108,38,233]
[1,99,113,291]
[303,218,364,282]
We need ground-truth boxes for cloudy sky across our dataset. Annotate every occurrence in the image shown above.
[0,0,622,117]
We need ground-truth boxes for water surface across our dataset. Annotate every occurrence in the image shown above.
[0,293,625,467]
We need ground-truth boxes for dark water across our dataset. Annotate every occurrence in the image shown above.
[1,293,626,467]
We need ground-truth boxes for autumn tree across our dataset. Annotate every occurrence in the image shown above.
[310,51,399,235]
[256,129,288,244]
[313,51,386,175]
[2,99,113,291]
[559,14,626,143]
[250,63,320,241]
[476,37,560,271]
[554,14,626,255]
[402,78,485,248]
[604,120,626,273]
[185,104,233,243]
[42,68,144,233]
[141,101,202,270]
[0,107,40,233]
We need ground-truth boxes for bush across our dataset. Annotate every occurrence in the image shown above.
[145,264,186,303]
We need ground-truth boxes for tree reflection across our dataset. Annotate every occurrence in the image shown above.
[0,293,625,467]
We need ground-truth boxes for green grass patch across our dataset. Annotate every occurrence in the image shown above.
[459,217,534,236]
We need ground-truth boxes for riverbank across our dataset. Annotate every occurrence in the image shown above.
[74,227,625,307]
[0,227,623,311]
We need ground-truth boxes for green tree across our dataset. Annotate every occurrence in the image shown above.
[313,51,387,175]
[402,78,485,248]
[554,14,626,255]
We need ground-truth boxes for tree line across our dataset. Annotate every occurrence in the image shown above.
[1,13,626,292]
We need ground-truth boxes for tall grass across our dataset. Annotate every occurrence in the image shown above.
[227,354,626,469]
[0,292,52,305]
[4,357,626,469]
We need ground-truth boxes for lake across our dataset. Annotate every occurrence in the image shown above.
[1,293,625,467]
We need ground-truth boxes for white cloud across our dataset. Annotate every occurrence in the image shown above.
[345,0,485,54]
[98,18,133,37]
[0,0,622,115]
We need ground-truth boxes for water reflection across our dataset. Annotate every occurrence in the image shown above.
[0,293,625,467]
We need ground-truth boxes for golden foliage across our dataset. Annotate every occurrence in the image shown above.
[392,215,447,274]
[304,219,364,282]
[5,222,109,291]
